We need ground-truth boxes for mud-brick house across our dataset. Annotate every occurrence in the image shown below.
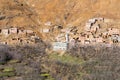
[96,37,103,43]
[78,35,86,44]
[101,31,109,38]
[88,18,96,23]
[42,28,50,33]
[18,29,26,35]
[108,28,119,36]
[56,33,66,42]
[0,42,7,45]
[85,22,92,31]
[44,21,52,26]
[1,29,9,36]
[117,37,120,43]
[110,34,120,43]
[22,39,35,45]
[90,37,96,44]
[9,28,18,34]
[61,29,67,33]
[18,38,30,45]
[84,40,90,44]
[94,17,104,22]
[8,38,19,45]
[90,25,100,33]
[25,30,35,36]
[26,30,34,34]
[97,17,104,22]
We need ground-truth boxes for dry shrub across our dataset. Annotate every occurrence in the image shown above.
[0,41,46,64]
[68,45,120,80]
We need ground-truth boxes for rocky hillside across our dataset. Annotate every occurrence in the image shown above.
[0,0,120,39]
[25,0,120,25]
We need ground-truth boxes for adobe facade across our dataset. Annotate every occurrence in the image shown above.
[54,18,120,50]
[0,27,40,45]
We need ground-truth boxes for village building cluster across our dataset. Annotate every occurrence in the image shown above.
[76,18,120,45]
[0,28,34,36]
[0,18,119,50]
[0,27,40,45]
[53,18,120,51]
